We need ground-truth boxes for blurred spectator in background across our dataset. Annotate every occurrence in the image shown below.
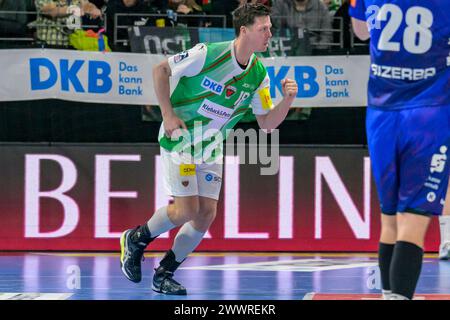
[332,0,349,49]
[272,0,332,50]
[239,0,271,7]
[150,0,167,13]
[25,0,37,24]
[321,0,340,14]
[88,0,106,9]
[169,0,207,27]
[105,0,152,50]
[81,0,107,32]
[0,0,28,37]
[333,0,367,50]
[34,0,102,48]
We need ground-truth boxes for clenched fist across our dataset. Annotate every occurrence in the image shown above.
[281,78,298,101]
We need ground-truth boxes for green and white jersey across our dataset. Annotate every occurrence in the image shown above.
[159,40,274,160]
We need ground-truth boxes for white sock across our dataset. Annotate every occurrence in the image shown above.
[146,206,176,237]
[439,216,450,245]
[389,293,410,300]
[171,222,205,263]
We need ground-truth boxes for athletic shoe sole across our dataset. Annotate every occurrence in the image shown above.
[151,284,187,295]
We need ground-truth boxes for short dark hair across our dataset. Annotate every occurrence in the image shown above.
[232,3,271,36]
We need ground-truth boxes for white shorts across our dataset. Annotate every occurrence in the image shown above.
[160,147,223,200]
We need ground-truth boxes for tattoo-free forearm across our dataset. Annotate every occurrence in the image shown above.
[258,98,292,130]
[152,62,175,118]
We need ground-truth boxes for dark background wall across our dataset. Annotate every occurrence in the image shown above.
[0,100,367,145]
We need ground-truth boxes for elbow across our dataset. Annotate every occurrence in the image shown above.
[259,121,277,134]
[351,18,370,41]
[152,63,163,81]
[354,30,370,41]
[153,61,170,80]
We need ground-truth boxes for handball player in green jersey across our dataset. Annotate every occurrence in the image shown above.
[120,3,298,295]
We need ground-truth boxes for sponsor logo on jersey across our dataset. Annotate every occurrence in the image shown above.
[430,146,447,174]
[180,164,196,176]
[182,181,189,187]
[198,99,233,121]
[174,51,189,63]
[371,63,436,81]
[225,86,236,99]
[201,77,224,95]
[259,87,273,110]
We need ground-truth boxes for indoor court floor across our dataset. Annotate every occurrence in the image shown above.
[1,252,450,300]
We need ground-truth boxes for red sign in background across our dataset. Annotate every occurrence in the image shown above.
[0,144,440,252]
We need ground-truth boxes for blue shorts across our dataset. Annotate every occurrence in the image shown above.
[366,106,450,216]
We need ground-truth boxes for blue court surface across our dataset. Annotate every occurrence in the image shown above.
[1,252,450,300]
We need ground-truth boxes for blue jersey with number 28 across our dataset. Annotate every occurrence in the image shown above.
[349,0,450,109]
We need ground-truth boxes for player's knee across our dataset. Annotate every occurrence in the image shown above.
[197,207,217,224]
[174,203,200,222]
[381,223,397,235]
[191,207,216,232]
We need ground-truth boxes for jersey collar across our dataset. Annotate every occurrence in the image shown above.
[230,40,255,74]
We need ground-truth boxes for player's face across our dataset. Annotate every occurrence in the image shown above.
[245,16,272,52]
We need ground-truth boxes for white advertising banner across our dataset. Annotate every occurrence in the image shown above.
[0,49,165,105]
[0,49,370,107]
[262,55,370,107]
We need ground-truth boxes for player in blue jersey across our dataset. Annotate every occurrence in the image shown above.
[350,0,450,300]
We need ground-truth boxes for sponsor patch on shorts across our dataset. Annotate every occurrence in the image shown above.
[205,173,222,183]
[180,164,196,176]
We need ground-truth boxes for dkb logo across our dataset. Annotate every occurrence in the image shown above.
[29,58,112,93]
[266,66,319,98]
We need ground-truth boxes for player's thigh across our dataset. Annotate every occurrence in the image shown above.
[196,162,223,201]
[160,147,199,198]
[198,196,218,217]
[172,195,200,219]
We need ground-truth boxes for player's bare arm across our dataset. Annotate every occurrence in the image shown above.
[152,60,187,138]
[255,78,298,131]
[351,18,370,41]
